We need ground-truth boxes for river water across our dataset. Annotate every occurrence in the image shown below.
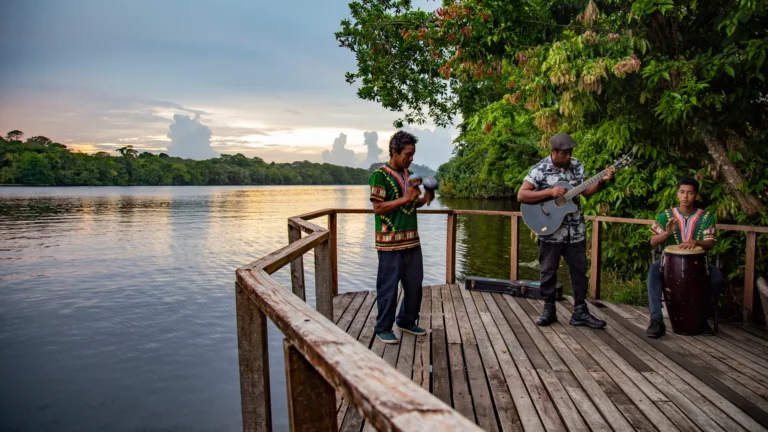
[0,185,567,431]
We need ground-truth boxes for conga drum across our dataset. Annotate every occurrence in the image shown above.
[661,245,709,335]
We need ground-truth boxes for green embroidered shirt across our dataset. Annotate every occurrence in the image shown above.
[650,207,717,248]
[369,164,420,251]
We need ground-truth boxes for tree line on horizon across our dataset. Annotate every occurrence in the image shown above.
[0,131,378,186]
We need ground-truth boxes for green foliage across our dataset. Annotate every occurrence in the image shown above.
[0,134,372,187]
[339,0,768,309]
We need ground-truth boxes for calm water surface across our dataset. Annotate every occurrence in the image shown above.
[0,186,568,431]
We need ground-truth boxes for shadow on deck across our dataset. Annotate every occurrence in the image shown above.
[332,286,768,432]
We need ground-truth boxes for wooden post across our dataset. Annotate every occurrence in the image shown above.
[283,340,338,432]
[446,212,457,284]
[236,282,271,432]
[590,220,602,300]
[328,212,338,295]
[315,238,333,321]
[744,231,757,325]
[510,215,519,280]
[288,224,306,301]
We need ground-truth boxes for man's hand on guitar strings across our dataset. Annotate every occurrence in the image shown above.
[550,186,567,198]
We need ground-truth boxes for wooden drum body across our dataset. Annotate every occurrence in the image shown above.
[661,245,709,335]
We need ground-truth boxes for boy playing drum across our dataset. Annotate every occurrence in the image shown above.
[646,177,724,338]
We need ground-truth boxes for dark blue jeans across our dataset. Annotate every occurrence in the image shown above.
[539,240,588,306]
[375,246,423,334]
[647,259,725,321]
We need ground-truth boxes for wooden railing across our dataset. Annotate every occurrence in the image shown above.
[235,207,479,432]
[235,208,766,431]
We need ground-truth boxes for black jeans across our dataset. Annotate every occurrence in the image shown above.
[539,240,588,305]
[374,246,423,334]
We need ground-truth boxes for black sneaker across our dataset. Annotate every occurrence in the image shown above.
[646,319,666,338]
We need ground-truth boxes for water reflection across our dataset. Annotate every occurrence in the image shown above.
[0,186,573,432]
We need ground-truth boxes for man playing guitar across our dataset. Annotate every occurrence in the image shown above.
[517,133,615,328]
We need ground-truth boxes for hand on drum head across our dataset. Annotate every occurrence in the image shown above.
[678,239,698,250]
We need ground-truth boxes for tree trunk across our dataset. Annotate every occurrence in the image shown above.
[696,126,763,215]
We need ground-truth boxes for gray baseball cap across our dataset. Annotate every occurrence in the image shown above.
[550,133,577,151]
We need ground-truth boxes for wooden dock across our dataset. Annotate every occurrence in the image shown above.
[236,208,768,431]
[332,286,768,432]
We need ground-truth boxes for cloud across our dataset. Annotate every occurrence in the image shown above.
[166,114,218,160]
[361,131,382,168]
[402,126,456,170]
[321,133,357,167]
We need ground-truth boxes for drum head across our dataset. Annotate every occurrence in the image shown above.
[664,244,705,255]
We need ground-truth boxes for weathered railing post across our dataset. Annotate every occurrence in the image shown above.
[288,223,306,301]
[283,340,337,432]
[510,215,519,280]
[328,212,338,296]
[446,211,457,284]
[315,238,333,321]
[235,282,271,432]
[744,231,757,325]
[590,220,602,300]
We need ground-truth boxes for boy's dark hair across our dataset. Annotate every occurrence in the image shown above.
[677,177,700,193]
[389,131,418,157]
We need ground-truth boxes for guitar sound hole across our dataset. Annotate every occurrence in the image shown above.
[554,197,567,207]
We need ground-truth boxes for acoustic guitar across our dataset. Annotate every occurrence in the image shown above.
[521,153,633,235]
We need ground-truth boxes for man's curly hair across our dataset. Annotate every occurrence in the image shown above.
[389,130,418,157]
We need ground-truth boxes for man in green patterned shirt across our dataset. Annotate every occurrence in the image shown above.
[646,177,724,338]
[369,131,434,344]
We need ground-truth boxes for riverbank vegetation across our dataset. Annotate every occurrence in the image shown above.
[338,0,768,313]
[0,133,372,186]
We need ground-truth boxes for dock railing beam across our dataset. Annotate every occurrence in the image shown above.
[284,339,337,431]
[446,211,457,284]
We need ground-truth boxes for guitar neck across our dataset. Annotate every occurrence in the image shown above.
[563,168,609,201]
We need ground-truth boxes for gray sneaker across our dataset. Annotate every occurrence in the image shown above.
[376,331,399,344]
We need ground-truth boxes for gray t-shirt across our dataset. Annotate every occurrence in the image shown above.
[523,156,586,243]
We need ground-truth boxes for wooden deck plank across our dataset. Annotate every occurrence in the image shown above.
[551,303,681,431]
[617,301,768,403]
[430,285,451,406]
[458,287,524,431]
[329,289,768,432]
[475,290,562,432]
[336,292,367,332]
[590,371,656,431]
[441,285,476,423]
[551,370,613,432]
[720,324,768,350]
[335,292,373,417]
[593,301,767,432]
[692,334,768,379]
[358,290,404,432]
[588,302,749,432]
[382,292,405,368]
[491,294,549,371]
[478,293,551,432]
[448,285,498,432]
[333,292,356,324]
[412,286,431,393]
[717,326,768,356]
[522,299,635,432]
[521,306,652,432]
[346,292,376,342]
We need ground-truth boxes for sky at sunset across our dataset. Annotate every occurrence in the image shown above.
[0,0,456,170]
